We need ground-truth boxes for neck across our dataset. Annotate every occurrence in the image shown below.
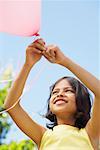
[57,115,75,126]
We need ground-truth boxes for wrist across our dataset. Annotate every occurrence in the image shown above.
[59,56,70,67]
[24,62,35,70]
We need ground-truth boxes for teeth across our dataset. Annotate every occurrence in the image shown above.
[54,99,67,104]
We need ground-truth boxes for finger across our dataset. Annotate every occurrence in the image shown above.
[34,38,45,46]
[45,48,52,57]
[43,54,49,60]
[38,39,46,46]
[47,45,56,49]
[29,42,46,52]
[42,50,51,59]
[27,47,42,54]
[33,48,42,54]
[34,42,46,51]
[30,38,46,52]
[45,49,55,62]
[49,49,56,57]
[42,48,54,59]
[43,53,55,63]
[42,50,55,63]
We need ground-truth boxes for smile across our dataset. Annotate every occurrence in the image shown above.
[54,99,68,105]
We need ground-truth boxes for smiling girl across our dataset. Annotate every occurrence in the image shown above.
[4,39,100,150]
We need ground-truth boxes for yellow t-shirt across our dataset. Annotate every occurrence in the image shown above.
[40,125,94,150]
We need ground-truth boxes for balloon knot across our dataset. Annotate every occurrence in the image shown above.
[34,33,40,36]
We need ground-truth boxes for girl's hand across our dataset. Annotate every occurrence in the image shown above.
[42,45,66,65]
[25,39,46,67]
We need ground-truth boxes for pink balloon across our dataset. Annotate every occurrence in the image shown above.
[0,0,41,36]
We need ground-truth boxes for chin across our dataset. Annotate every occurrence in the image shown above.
[52,107,76,116]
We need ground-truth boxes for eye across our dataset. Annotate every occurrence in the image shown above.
[65,89,75,93]
[52,91,58,95]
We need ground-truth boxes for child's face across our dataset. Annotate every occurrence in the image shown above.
[49,79,77,117]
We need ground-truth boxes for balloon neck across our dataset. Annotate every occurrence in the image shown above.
[34,33,40,36]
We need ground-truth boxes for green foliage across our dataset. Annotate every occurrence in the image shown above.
[0,140,36,150]
[0,66,36,149]
[0,87,12,144]
[0,66,13,144]
[0,144,8,150]
[0,64,13,110]
[0,88,7,107]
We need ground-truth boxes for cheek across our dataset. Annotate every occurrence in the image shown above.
[49,97,54,111]
[49,99,53,110]
[71,99,77,111]
[70,94,76,102]
[49,95,55,104]
[69,96,76,109]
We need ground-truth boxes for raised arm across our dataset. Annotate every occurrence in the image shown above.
[3,39,47,146]
[42,45,100,141]
[60,53,100,140]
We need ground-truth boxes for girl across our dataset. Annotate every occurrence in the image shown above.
[4,39,100,149]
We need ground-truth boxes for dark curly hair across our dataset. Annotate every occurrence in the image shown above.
[45,76,92,129]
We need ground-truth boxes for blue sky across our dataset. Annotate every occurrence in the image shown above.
[0,0,99,144]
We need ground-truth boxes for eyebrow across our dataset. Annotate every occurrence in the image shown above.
[53,87,73,91]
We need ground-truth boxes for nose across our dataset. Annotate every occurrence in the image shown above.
[57,90,64,97]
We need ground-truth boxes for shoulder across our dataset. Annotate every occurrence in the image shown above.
[41,128,53,140]
[38,128,52,148]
